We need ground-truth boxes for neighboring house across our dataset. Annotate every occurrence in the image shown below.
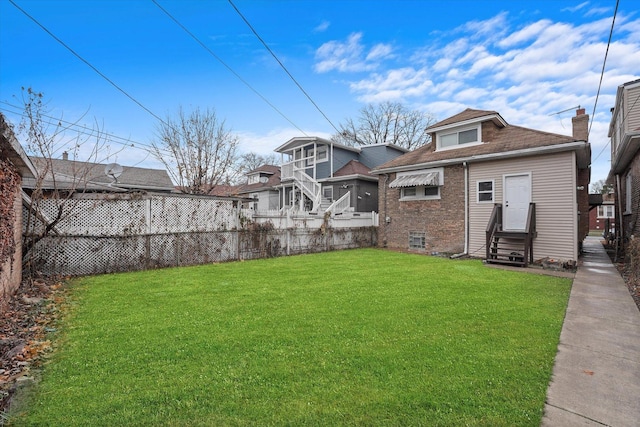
[372,108,591,267]
[237,165,281,211]
[588,192,615,234]
[0,113,37,307]
[275,136,407,213]
[607,78,640,241]
[22,154,176,194]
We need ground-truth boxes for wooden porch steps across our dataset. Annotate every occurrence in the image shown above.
[487,231,529,267]
[485,203,536,268]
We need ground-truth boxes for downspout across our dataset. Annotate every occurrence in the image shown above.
[382,173,389,247]
[451,161,469,258]
[615,174,624,262]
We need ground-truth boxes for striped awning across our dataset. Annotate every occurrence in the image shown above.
[389,171,440,188]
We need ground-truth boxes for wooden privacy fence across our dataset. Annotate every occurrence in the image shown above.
[24,194,377,276]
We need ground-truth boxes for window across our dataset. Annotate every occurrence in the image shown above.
[597,205,614,218]
[477,180,494,202]
[247,174,259,184]
[438,126,479,149]
[322,186,333,201]
[626,174,633,214]
[401,185,440,200]
[409,231,426,250]
[317,146,328,162]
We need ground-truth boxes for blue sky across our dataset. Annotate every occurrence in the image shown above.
[1,0,639,185]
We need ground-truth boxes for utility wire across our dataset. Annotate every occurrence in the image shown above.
[589,0,618,138]
[0,104,174,158]
[227,0,341,134]
[8,0,168,128]
[151,0,307,135]
[592,90,640,163]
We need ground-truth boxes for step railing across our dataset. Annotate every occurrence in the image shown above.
[292,169,321,211]
[485,203,502,261]
[326,191,351,214]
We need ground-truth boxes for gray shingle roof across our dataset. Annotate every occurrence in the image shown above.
[23,157,175,192]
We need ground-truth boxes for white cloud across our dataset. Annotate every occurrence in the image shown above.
[327,8,639,181]
[562,1,590,13]
[498,20,552,48]
[314,32,392,73]
[314,20,330,33]
[349,67,432,103]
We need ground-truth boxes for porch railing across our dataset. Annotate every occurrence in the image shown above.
[326,191,351,215]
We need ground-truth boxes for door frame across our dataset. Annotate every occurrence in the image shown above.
[502,172,532,231]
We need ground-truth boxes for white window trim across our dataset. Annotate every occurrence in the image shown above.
[400,185,441,201]
[476,179,495,203]
[436,124,482,151]
[625,174,632,214]
[597,205,615,219]
[397,167,444,201]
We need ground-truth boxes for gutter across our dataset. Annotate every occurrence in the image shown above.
[372,141,589,175]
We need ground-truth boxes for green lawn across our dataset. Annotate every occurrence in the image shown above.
[10,249,571,426]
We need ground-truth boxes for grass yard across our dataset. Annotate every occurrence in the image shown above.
[10,249,571,426]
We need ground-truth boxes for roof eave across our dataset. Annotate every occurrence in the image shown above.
[372,141,590,174]
[426,113,508,133]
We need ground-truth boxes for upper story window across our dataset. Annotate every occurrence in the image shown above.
[247,174,260,184]
[597,205,614,218]
[437,125,480,150]
[305,145,329,166]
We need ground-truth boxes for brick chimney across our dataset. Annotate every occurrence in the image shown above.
[62,151,68,160]
[572,108,588,141]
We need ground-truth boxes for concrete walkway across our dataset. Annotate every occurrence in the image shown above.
[542,236,640,426]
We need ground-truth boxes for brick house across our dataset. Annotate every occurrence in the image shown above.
[372,108,591,266]
[0,114,37,309]
[607,79,640,242]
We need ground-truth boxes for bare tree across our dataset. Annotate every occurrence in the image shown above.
[332,101,437,151]
[590,178,613,194]
[17,88,116,268]
[152,107,239,194]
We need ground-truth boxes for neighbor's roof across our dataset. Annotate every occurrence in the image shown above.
[334,160,372,177]
[237,165,281,194]
[23,157,175,192]
[246,164,280,175]
[374,111,588,173]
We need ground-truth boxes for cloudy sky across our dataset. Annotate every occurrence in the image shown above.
[1,0,638,184]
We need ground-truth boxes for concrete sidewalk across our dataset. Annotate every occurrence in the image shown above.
[542,236,640,426]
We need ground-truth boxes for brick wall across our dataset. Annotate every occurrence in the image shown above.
[0,159,22,310]
[378,164,465,254]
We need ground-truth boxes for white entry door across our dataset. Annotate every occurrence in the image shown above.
[504,174,531,231]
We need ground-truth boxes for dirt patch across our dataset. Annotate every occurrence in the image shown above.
[0,277,68,421]
[603,241,640,312]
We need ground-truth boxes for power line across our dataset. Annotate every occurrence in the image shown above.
[151,0,308,135]
[227,0,341,135]
[593,89,640,163]
[0,104,173,158]
[589,0,619,138]
[8,0,169,128]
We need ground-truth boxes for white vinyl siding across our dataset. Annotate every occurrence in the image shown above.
[625,85,640,133]
[468,151,578,261]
